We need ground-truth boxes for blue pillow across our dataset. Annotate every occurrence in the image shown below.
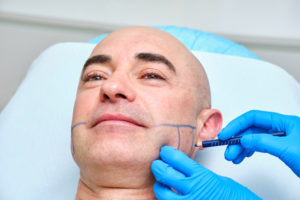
[88,26,260,60]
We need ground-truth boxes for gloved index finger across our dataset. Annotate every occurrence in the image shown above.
[159,146,202,176]
[218,110,287,140]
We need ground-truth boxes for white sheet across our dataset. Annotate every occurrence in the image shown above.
[0,42,299,199]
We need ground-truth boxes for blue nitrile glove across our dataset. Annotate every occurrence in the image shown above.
[218,110,300,177]
[151,146,260,200]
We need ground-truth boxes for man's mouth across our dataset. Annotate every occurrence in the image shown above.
[92,113,146,128]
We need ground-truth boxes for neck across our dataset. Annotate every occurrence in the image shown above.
[75,179,156,200]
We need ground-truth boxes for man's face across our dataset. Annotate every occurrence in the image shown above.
[71,27,205,180]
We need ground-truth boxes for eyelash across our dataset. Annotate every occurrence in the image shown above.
[83,72,106,82]
[83,70,166,82]
[140,71,166,80]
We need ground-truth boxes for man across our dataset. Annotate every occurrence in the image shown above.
[71,26,223,199]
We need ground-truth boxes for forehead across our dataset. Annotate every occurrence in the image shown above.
[90,28,188,64]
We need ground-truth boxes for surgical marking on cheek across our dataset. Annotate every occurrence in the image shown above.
[71,121,88,155]
[155,124,196,151]
[177,127,181,150]
[187,129,196,157]
[156,124,196,129]
[71,121,88,132]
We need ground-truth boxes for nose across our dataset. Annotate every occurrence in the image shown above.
[99,73,136,103]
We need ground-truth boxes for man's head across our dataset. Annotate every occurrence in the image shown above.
[71,26,222,189]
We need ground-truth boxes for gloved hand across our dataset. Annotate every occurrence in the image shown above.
[218,110,300,177]
[151,146,260,200]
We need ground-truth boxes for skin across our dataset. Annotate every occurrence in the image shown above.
[71,26,223,200]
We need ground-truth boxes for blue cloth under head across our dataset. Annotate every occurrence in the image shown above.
[88,26,260,60]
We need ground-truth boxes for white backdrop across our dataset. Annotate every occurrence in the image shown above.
[1,0,300,111]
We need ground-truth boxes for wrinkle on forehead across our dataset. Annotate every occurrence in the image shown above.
[91,26,211,110]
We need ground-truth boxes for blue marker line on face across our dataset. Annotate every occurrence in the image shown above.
[70,122,196,157]
[155,123,196,155]
[176,126,180,150]
[187,129,196,157]
[71,121,88,155]
[156,123,196,129]
[71,121,88,132]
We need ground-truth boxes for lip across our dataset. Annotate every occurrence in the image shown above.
[92,113,145,128]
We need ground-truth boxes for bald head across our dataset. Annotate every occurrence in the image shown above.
[90,26,211,109]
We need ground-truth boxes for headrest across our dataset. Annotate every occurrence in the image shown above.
[0,42,299,199]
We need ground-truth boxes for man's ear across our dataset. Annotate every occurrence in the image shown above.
[196,109,222,147]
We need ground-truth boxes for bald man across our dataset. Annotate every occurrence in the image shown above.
[71,26,223,199]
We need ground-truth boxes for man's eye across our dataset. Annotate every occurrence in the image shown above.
[84,72,106,81]
[141,72,165,80]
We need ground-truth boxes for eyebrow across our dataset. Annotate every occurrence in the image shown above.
[135,53,176,73]
[81,52,176,74]
[82,54,111,73]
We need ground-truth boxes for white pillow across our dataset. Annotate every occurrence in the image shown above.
[193,51,300,199]
[0,42,299,200]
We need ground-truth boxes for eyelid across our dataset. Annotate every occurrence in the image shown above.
[82,70,108,82]
[82,64,112,77]
[139,68,168,80]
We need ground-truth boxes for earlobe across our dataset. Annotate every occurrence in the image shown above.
[196,109,223,146]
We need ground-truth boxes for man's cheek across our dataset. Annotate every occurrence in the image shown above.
[73,92,97,120]
[177,128,197,157]
[147,126,180,151]
[149,96,181,120]
[71,123,90,161]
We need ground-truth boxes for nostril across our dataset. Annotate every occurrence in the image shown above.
[104,94,110,100]
[116,93,127,99]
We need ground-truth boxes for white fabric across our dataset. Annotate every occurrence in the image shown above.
[0,42,299,199]
[193,51,300,199]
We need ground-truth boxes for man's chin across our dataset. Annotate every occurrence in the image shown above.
[76,139,160,167]
[75,144,159,188]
